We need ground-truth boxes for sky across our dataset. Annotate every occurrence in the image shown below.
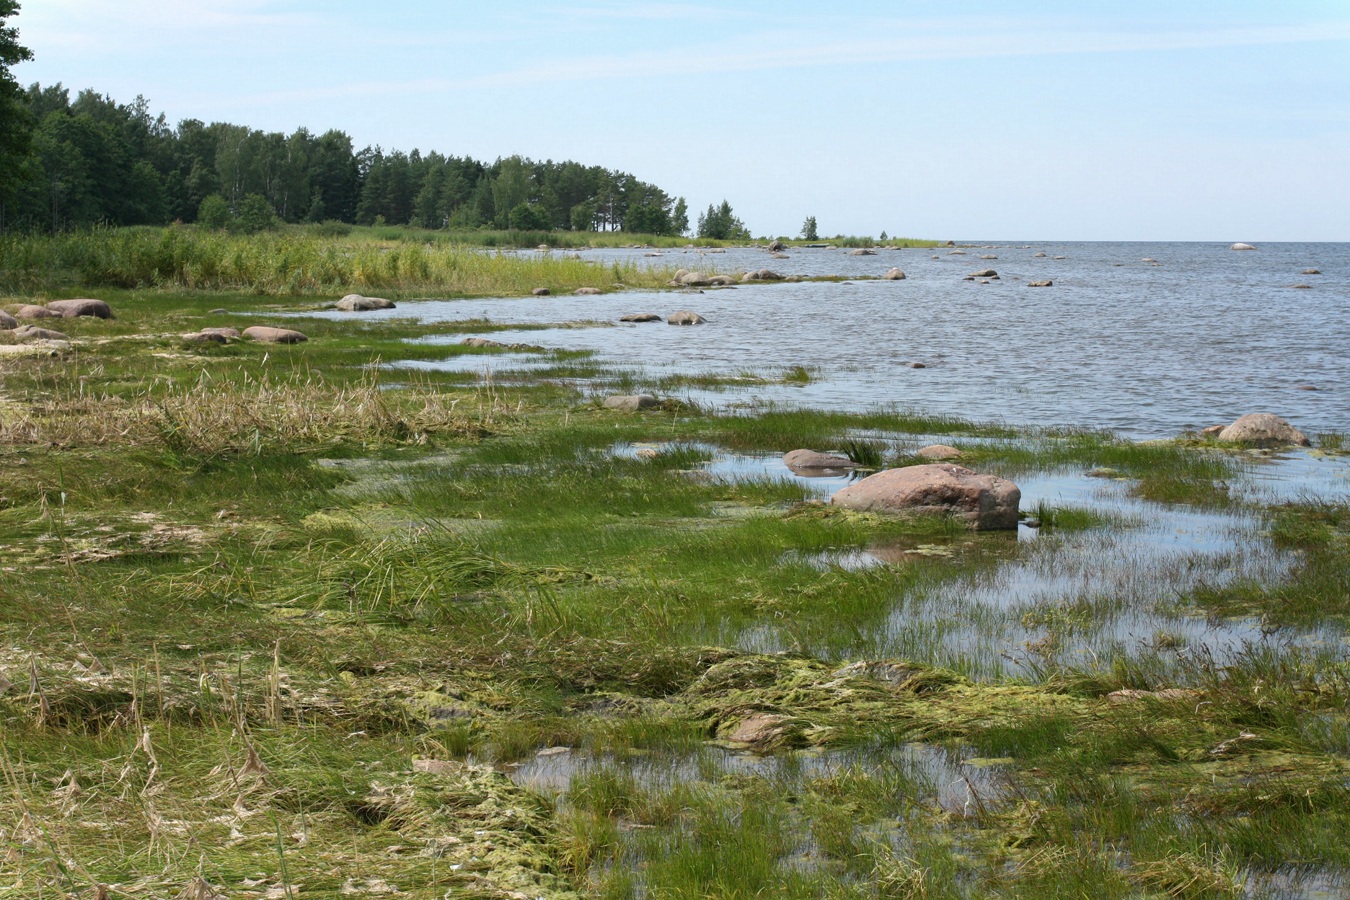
[11,1,1350,241]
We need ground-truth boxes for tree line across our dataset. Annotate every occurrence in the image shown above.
[0,82,708,236]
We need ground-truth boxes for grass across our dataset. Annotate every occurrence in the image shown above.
[1,259,1347,898]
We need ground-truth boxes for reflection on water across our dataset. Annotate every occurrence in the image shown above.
[300,241,1349,439]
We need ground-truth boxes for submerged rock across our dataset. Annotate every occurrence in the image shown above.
[242,326,308,344]
[603,394,659,411]
[46,298,112,319]
[619,313,662,323]
[783,449,857,472]
[1027,280,1053,287]
[831,464,1021,530]
[334,293,395,311]
[916,444,963,460]
[667,310,706,325]
[1216,413,1310,447]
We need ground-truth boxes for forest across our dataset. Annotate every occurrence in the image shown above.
[0,83,694,236]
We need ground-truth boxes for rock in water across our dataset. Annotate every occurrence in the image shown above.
[667,310,706,325]
[883,268,906,280]
[831,464,1021,530]
[619,313,662,323]
[1216,413,1310,447]
[916,444,963,460]
[532,287,551,296]
[574,287,602,295]
[1027,280,1053,287]
[335,293,395,311]
[243,326,308,344]
[1230,242,1257,251]
[783,449,857,472]
[46,298,113,319]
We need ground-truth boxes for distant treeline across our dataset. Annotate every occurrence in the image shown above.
[0,84,692,235]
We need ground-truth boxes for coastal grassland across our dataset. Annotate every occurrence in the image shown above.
[2,287,1348,898]
[0,226,680,296]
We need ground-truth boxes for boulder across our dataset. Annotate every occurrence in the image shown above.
[968,269,998,278]
[16,305,59,320]
[667,310,706,326]
[199,326,241,339]
[603,394,659,411]
[334,293,395,311]
[767,240,786,252]
[1027,280,1053,287]
[783,449,857,472]
[46,298,112,319]
[673,270,710,287]
[831,464,1021,530]
[916,444,963,460]
[980,254,998,260]
[944,240,956,247]
[242,326,308,344]
[883,268,906,280]
[574,287,602,295]
[1033,251,1047,258]
[707,275,737,286]
[1216,413,1310,447]
[741,269,785,282]
[619,313,662,323]
[0,309,16,330]
[1302,268,1321,275]
[13,324,70,342]
[848,248,877,256]
[1230,242,1257,251]
[532,287,551,296]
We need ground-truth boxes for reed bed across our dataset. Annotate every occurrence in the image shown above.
[0,226,676,295]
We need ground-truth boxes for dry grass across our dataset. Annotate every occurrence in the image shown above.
[0,370,485,453]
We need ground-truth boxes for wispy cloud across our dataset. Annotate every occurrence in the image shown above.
[232,18,1350,107]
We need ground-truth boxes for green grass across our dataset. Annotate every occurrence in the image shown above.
[1,279,1347,898]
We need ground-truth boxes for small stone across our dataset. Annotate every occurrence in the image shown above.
[603,394,659,411]
[242,326,308,344]
[13,325,70,342]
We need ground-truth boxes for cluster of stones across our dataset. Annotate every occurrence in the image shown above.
[0,298,113,343]
[181,325,309,344]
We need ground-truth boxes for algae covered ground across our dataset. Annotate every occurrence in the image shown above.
[2,274,1349,899]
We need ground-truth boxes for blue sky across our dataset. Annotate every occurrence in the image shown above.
[12,1,1350,240]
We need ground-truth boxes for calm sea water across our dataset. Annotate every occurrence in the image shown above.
[316,241,1350,439]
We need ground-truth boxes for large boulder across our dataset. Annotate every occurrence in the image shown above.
[673,270,710,287]
[46,298,112,319]
[16,305,59,320]
[1230,242,1257,251]
[783,449,857,473]
[1216,413,1310,447]
[667,310,706,325]
[831,464,1020,530]
[883,268,906,280]
[243,326,308,344]
[848,248,878,256]
[603,394,659,411]
[0,309,16,330]
[334,293,395,311]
